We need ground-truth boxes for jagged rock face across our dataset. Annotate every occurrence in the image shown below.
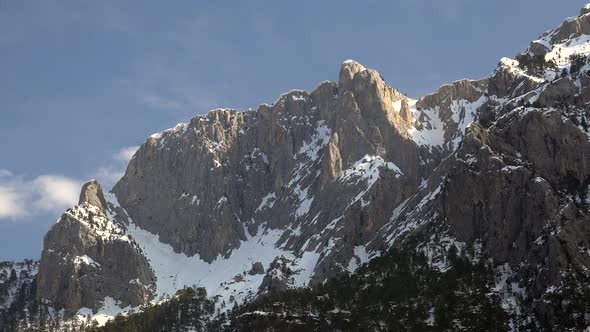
[417,79,487,115]
[544,8,590,45]
[111,60,432,273]
[36,184,154,316]
[443,112,589,262]
[435,108,590,326]
[31,4,590,328]
[526,8,590,58]
[375,17,590,324]
[248,262,264,275]
[487,58,543,100]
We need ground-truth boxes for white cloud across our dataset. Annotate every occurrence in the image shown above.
[0,169,13,177]
[0,172,82,221]
[93,145,140,189]
[0,145,139,221]
[113,145,139,163]
[93,166,125,189]
[0,185,27,219]
[32,175,82,212]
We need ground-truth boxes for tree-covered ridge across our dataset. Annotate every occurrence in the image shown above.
[89,288,214,332]
[83,242,509,332]
[229,245,508,332]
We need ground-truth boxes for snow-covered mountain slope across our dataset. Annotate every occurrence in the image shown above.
[7,3,590,331]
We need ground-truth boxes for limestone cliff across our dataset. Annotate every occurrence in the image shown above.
[28,4,590,329]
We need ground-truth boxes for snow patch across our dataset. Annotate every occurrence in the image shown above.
[256,193,276,212]
[494,263,526,320]
[450,95,488,148]
[294,185,313,218]
[340,155,403,207]
[126,221,292,310]
[149,123,188,149]
[74,255,100,268]
[409,105,446,147]
[347,246,370,272]
[75,297,132,326]
[290,250,321,287]
[65,202,129,243]
[544,34,590,68]
[298,121,331,161]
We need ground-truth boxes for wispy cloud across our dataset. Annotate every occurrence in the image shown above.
[92,145,139,189]
[93,166,124,189]
[0,169,13,177]
[122,63,220,116]
[0,184,27,219]
[141,95,184,111]
[0,145,139,222]
[100,144,139,185]
[32,175,82,211]
[113,145,139,163]
[0,172,82,221]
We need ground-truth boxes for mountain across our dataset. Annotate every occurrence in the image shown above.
[2,4,590,331]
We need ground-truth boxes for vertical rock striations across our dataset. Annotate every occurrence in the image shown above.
[29,5,590,329]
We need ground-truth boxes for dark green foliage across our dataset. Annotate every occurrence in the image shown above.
[516,53,554,76]
[96,246,508,332]
[538,267,590,331]
[230,247,509,331]
[561,68,569,78]
[569,54,588,78]
[89,287,214,332]
[0,273,41,331]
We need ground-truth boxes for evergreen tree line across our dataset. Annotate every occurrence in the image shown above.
[6,239,588,331]
[228,244,508,332]
[516,52,590,79]
[88,287,214,332]
[61,242,508,332]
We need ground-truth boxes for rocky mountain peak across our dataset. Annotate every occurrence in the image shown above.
[337,59,412,143]
[338,59,366,92]
[78,179,107,213]
[338,59,404,101]
[11,6,590,329]
[527,4,590,56]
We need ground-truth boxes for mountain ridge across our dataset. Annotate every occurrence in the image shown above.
[2,4,590,331]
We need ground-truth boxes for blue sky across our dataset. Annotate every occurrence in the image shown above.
[0,1,587,261]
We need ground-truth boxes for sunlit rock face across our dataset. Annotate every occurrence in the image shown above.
[32,5,590,329]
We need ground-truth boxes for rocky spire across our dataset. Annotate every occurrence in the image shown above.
[78,179,107,213]
[338,60,366,93]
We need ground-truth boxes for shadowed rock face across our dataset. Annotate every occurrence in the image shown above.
[34,5,590,328]
[434,106,590,326]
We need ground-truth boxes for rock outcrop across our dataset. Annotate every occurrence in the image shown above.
[79,180,107,213]
[36,181,155,316]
